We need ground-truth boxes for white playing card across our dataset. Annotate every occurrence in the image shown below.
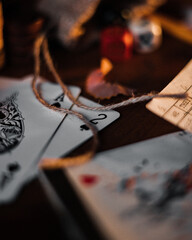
[0,76,22,86]
[42,96,120,159]
[0,78,81,203]
[65,131,192,240]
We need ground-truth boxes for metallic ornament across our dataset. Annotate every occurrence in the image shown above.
[128,18,162,53]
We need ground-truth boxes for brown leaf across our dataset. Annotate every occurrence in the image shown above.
[85,69,134,99]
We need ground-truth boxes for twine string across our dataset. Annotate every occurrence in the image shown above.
[32,34,186,169]
[32,34,98,168]
[42,36,186,111]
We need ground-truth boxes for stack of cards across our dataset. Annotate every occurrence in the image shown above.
[0,75,120,203]
[39,60,192,240]
[41,131,192,240]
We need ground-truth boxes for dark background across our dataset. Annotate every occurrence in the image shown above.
[0,0,192,239]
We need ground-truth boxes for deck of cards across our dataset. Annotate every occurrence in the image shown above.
[38,60,192,240]
[1,59,192,240]
[0,75,120,203]
[52,131,192,240]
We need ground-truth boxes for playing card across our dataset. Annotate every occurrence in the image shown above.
[0,78,81,203]
[65,131,192,240]
[0,76,22,85]
[42,96,120,159]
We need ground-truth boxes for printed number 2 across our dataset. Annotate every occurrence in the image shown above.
[80,114,107,131]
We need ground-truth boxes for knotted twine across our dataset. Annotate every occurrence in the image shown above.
[32,34,186,169]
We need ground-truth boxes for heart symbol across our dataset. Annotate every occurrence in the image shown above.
[79,174,99,187]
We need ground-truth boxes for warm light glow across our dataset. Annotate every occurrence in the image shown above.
[100,58,113,76]
[151,23,162,36]
[122,33,133,46]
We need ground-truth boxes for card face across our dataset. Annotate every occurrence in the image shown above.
[0,76,22,86]
[65,131,192,240]
[0,79,81,203]
[42,96,120,158]
[146,60,192,132]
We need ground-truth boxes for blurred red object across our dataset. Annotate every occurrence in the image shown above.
[100,26,133,62]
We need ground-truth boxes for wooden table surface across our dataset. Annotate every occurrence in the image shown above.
[0,29,191,240]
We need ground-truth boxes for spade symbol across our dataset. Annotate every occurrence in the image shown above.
[51,102,61,108]
[80,124,90,131]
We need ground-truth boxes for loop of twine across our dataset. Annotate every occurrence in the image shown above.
[33,34,98,168]
[42,37,186,111]
[32,34,186,169]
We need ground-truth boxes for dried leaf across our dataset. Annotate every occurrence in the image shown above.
[85,69,134,99]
